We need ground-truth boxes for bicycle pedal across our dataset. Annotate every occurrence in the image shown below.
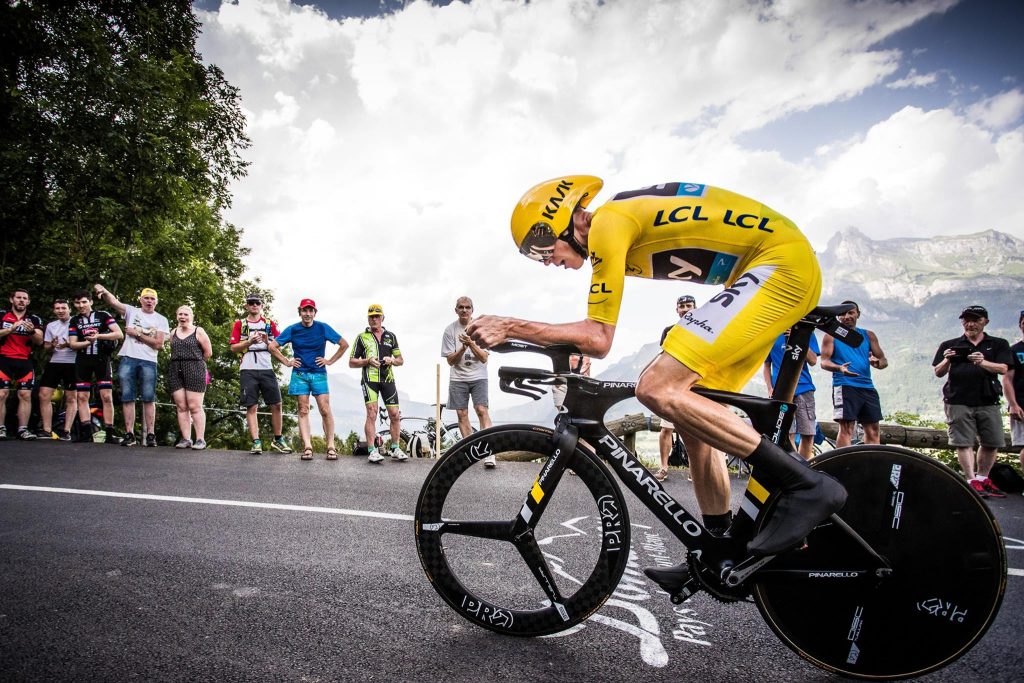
[670,579,700,605]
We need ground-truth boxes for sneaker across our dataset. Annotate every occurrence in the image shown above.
[980,478,1006,499]
[35,428,53,439]
[270,437,292,454]
[175,438,193,449]
[367,448,385,464]
[483,454,496,469]
[0,425,5,439]
[969,479,991,498]
[17,428,36,441]
[191,439,207,451]
[56,429,72,442]
[145,433,156,448]
[105,430,123,445]
[391,445,408,461]
[250,438,263,454]
[121,432,137,447]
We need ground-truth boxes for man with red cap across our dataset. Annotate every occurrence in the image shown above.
[270,299,348,460]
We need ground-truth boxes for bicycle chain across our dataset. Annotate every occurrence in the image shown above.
[687,551,751,604]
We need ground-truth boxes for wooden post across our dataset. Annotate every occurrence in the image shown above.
[435,363,441,457]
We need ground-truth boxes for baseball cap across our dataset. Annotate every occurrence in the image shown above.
[959,305,987,320]
[298,298,317,310]
[367,304,384,316]
[677,295,696,305]
[140,287,158,298]
[245,293,262,304]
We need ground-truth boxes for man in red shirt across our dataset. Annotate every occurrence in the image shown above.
[0,288,44,440]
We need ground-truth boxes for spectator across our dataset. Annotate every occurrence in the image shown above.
[38,298,78,440]
[68,289,123,443]
[656,295,695,480]
[229,293,290,455]
[94,284,169,448]
[820,301,888,447]
[270,299,349,461]
[1001,309,1024,476]
[441,296,494,466]
[0,288,44,440]
[551,353,591,411]
[350,304,405,464]
[763,329,820,459]
[932,305,1011,499]
[168,305,212,450]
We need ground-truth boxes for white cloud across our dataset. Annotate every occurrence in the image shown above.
[966,88,1024,129]
[886,68,940,89]
[195,0,1018,411]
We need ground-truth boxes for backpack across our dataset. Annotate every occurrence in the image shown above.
[668,433,688,467]
[408,432,433,458]
[989,463,1024,494]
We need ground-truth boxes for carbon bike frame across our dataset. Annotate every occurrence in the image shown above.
[496,313,885,579]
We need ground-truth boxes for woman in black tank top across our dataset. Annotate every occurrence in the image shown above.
[168,305,212,450]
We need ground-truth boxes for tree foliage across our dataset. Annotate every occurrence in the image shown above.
[0,0,291,448]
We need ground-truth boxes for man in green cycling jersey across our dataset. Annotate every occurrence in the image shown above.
[350,304,406,463]
[467,176,847,576]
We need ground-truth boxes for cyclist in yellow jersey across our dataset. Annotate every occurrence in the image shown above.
[467,176,847,560]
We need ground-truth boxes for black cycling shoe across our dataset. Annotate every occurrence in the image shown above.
[747,470,847,556]
[644,563,691,595]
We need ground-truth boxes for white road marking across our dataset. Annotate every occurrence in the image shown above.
[0,484,414,521]
[3,484,1021,575]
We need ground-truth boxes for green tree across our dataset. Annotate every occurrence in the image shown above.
[0,1,292,447]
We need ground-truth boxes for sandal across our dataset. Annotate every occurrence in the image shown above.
[654,467,668,482]
[301,447,313,461]
[326,448,338,461]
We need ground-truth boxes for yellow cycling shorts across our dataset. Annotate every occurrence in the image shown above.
[661,240,821,393]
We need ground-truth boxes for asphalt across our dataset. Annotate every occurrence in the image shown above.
[1,439,1022,682]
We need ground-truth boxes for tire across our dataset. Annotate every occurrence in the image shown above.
[438,422,470,453]
[415,425,631,637]
[752,446,1006,679]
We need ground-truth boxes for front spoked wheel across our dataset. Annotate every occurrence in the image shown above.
[415,425,630,637]
[753,446,1006,679]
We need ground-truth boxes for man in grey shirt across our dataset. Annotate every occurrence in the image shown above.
[441,296,494,467]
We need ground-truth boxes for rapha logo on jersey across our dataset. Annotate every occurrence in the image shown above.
[651,249,738,285]
[673,264,776,343]
[540,179,574,221]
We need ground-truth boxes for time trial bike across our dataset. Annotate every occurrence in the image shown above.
[414,304,1005,679]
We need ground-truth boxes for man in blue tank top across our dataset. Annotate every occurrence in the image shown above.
[820,300,888,446]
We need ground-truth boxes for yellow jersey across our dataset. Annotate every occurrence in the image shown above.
[586,183,810,326]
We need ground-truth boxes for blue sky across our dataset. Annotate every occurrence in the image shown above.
[743,0,1024,158]
[193,0,1024,407]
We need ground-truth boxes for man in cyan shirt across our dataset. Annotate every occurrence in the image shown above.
[270,298,348,460]
[820,301,888,447]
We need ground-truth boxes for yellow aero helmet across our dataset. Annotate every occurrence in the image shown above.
[511,175,603,263]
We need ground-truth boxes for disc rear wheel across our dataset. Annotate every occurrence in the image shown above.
[752,446,1006,679]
